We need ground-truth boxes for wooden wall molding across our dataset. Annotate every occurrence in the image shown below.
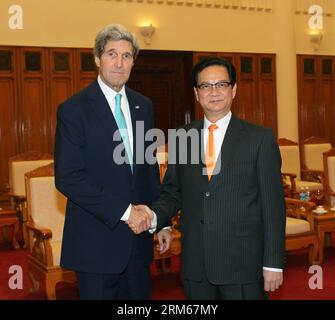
[295,0,332,16]
[99,0,273,11]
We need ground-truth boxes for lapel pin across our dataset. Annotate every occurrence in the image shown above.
[135,105,140,109]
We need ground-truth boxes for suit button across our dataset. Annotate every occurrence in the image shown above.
[200,219,204,224]
[205,192,210,197]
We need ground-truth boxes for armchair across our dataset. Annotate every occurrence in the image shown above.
[323,148,335,207]
[278,138,323,197]
[24,163,76,299]
[8,151,53,247]
[285,198,318,264]
[301,136,331,181]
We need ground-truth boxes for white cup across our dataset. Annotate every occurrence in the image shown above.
[316,205,324,213]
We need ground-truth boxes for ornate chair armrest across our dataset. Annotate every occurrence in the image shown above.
[301,169,324,183]
[26,221,54,266]
[8,193,26,209]
[26,221,52,240]
[282,173,297,197]
[285,198,316,230]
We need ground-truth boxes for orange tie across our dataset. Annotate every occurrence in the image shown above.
[206,124,218,180]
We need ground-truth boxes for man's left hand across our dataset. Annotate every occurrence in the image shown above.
[156,229,172,255]
[263,270,283,292]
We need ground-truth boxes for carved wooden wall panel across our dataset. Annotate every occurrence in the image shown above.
[47,48,76,152]
[17,47,48,153]
[75,49,98,90]
[297,55,335,146]
[0,47,19,192]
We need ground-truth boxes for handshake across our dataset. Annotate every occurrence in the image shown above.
[126,205,172,255]
[126,204,154,235]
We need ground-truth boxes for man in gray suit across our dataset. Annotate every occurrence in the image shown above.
[133,57,286,300]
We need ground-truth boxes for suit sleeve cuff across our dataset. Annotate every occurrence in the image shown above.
[263,267,283,272]
[120,204,132,221]
[149,210,157,234]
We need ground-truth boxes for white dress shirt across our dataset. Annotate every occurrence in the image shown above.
[97,76,133,221]
[203,111,231,164]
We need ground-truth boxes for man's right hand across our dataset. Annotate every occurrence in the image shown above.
[126,205,153,234]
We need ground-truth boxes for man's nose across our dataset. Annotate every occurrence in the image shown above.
[210,86,220,94]
[115,55,123,67]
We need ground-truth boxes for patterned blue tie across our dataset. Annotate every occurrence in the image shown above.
[114,93,133,172]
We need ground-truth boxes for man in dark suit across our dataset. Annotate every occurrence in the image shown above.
[54,24,170,300]
[134,57,286,299]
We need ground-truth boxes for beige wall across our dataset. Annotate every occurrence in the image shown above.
[0,0,334,140]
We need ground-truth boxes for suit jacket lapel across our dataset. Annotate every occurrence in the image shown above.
[208,114,245,185]
[220,115,244,168]
[188,119,209,185]
[125,87,139,177]
[87,80,119,138]
[87,81,134,176]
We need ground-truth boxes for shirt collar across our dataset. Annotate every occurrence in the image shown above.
[97,75,126,102]
[204,111,232,131]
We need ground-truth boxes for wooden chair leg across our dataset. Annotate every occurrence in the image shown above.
[45,279,57,300]
[162,257,171,272]
[12,221,20,249]
[29,271,40,293]
[308,241,319,265]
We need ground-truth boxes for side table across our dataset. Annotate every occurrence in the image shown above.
[313,208,335,264]
[0,206,20,249]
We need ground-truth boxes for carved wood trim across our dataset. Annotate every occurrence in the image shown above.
[323,148,335,199]
[97,0,273,11]
[9,151,53,162]
[301,136,332,171]
[302,136,331,145]
[277,138,298,146]
[285,197,316,230]
[24,162,54,178]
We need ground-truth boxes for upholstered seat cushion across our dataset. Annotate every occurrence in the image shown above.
[294,180,323,192]
[10,160,53,196]
[286,217,310,235]
[283,177,323,192]
[304,143,331,171]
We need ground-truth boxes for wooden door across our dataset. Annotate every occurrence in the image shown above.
[258,55,277,133]
[47,48,76,153]
[235,54,258,123]
[128,51,194,137]
[0,47,19,192]
[17,47,49,153]
[297,55,335,145]
[74,49,98,91]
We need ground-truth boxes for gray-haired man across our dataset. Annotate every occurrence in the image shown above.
[55,24,170,300]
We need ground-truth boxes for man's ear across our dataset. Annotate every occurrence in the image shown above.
[194,87,199,102]
[94,56,100,68]
[232,84,237,99]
